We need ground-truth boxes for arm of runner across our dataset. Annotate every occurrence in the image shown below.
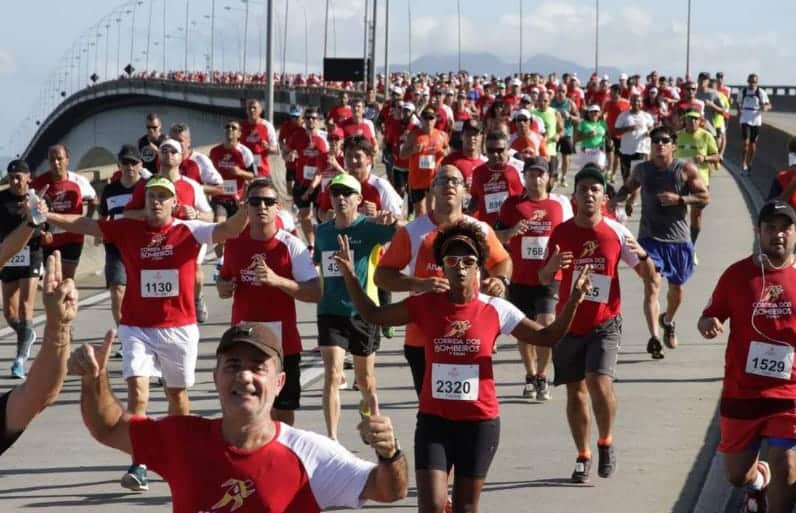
[216,277,235,298]
[69,328,133,455]
[697,316,724,339]
[359,395,409,503]
[610,164,643,208]
[659,162,709,207]
[45,212,103,238]
[211,200,249,243]
[623,235,656,281]
[335,235,411,326]
[0,196,43,266]
[5,251,74,436]
[513,265,591,347]
[538,244,573,285]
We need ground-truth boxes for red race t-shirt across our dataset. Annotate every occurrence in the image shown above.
[702,257,796,400]
[328,105,353,126]
[287,131,329,187]
[98,218,214,327]
[33,171,90,247]
[546,217,639,335]
[498,193,573,286]
[339,118,376,146]
[469,161,525,226]
[440,152,487,190]
[404,292,523,421]
[241,120,276,176]
[130,416,375,513]
[209,143,252,200]
[220,230,317,356]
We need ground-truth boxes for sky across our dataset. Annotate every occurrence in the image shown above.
[1,0,795,161]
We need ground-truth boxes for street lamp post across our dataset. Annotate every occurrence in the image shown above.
[457,0,461,72]
[185,0,190,70]
[265,0,274,120]
[130,1,143,66]
[594,0,599,74]
[282,0,289,83]
[163,0,167,73]
[242,0,249,78]
[383,0,389,80]
[303,4,308,76]
[685,0,692,79]
[210,0,216,78]
[407,0,412,75]
[369,0,377,89]
[146,0,153,71]
[519,0,523,74]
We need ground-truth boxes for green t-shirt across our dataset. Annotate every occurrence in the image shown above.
[577,119,607,149]
[534,107,558,156]
[313,215,396,317]
[675,128,718,183]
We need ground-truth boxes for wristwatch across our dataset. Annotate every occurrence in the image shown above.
[639,252,649,261]
[377,438,402,463]
[496,275,511,288]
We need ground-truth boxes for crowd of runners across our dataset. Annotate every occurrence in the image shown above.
[1,67,794,513]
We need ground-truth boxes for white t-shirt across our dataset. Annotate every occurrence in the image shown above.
[736,87,770,126]
[615,110,655,155]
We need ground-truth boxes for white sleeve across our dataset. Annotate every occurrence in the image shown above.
[280,233,318,283]
[364,119,376,140]
[73,173,97,200]
[139,168,153,180]
[483,294,525,334]
[605,218,640,267]
[264,120,278,147]
[279,425,376,510]
[278,210,296,232]
[615,113,628,129]
[551,193,574,221]
[187,178,212,213]
[192,153,223,185]
[238,144,255,168]
[375,177,404,216]
[761,89,771,105]
[180,220,216,245]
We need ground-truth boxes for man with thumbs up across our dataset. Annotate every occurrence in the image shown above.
[68,323,408,512]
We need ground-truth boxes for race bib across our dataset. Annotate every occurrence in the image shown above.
[485,191,508,214]
[453,121,464,132]
[254,154,262,168]
[573,272,610,304]
[303,165,317,180]
[521,236,549,260]
[419,154,436,170]
[4,247,30,268]
[106,194,132,212]
[321,251,341,277]
[223,180,238,195]
[745,341,794,380]
[431,363,479,401]
[140,269,179,298]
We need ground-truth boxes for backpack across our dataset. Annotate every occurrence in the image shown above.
[740,87,764,111]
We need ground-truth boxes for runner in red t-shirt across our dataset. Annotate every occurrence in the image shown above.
[217,179,320,426]
[602,85,631,177]
[240,99,279,177]
[496,157,573,401]
[440,120,487,193]
[45,175,248,491]
[327,91,352,127]
[468,131,525,227]
[339,99,377,146]
[699,201,796,513]
[336,219,588,513]
[538,165,654,484]
[279,107,305,191]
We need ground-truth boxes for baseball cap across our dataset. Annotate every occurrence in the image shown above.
[159,138,182,154]
[511,78,522,87]
[684,110,702,119]
[758,200,796,226]
[6,159,30,174]
[145,176,176,196]
[619,73,628,80]
[329,173,362,194]
[513,109,532,121]
[574,165,607,188]
[117,144,142,162]
[216,323,283,366]
[401,101,416,112]
[587,104,601,112]
[497,82,507,89]
[524,156,549,174]
[390,85,404,96]
[288,104,303,117]
[327,126,344,140]
[461,119,483,133]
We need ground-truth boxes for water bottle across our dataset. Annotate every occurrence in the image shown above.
[27,190,46,226]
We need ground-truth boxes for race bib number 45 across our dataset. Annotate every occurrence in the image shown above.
[321,251,342,277]
[431,363,479,401]
[141,269,179,298]
[746,341,794,380]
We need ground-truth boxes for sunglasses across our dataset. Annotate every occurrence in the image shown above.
[121,159,139,166]
[442,255,479,268]
[651,136,673,144]
[146,125,160,130]
[486,146,507,154]
[434,176,464,187]
[248,196,279,207]
[226,125,240,130]
[515,117,529,122]
[330,187,357,197]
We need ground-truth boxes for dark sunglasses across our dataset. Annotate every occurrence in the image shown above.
[422,115,436,121]
[146,125,160,130]
[486,146,507,154]
[120,159,140,166]
[248,196,279,207]
[330,187,357,197]
[225,125,240,130]
[651,136,673,144]
[515,117,529,122]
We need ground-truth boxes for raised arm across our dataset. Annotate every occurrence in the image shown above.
[46,212,103,238]
[69,328,133,455]
[374,266,450,294]
[335,235,411,326]
[5,252,74,439]
[212,200,249,243]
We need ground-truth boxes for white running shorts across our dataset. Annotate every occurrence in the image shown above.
[118,324,199,388]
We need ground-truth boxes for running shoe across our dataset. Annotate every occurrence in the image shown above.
[659,314,678,349]
[381,325,395,339]
[571,456,592,483]
[741,460,770,513]
[120,464,149,491]
[22,330,37,359]
[646,336,664,360]
[10,358,25,379]
[535,375,551,401]
[343,355,354,370]
[522,377,537,399]
[196,295,208,324]
[693,253,699,266]
[597,443,616,478]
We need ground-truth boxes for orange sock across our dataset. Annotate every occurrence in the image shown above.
[578,450,592,459]
[598,437,612,446]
